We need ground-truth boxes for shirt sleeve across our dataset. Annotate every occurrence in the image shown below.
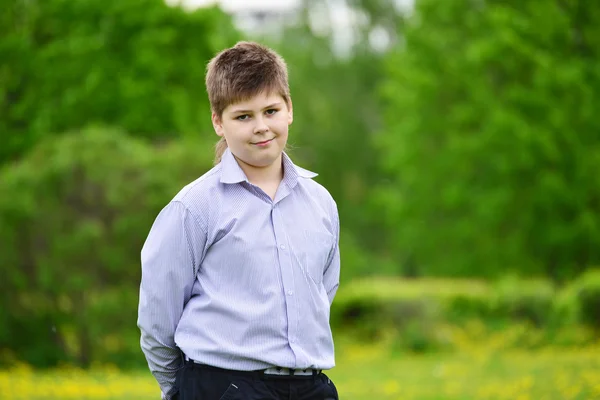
[137,201,206,399]
[323,201,340,305]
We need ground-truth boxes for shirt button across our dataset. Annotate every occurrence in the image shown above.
[290,338,295,343]
[280,244,286,250]
[287,290,293,296]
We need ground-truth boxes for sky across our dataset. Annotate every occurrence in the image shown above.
[165,0,410,56]
[165,0,301,12]
[166,0,359,56]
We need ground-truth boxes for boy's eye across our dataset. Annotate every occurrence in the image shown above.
[236,114,249,121]
[265,109,278,115]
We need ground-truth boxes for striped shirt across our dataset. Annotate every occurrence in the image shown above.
[137,148,341,399]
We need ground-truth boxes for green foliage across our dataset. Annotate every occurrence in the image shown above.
[331,275,597,352]
[575,270,600,329]
[562,269,600,330]
[0,0,239,165]
[490,277,555,327]
[337,229,400,281]
[0,127,213,367]
[377,0,600,279]
[331,277,489,346]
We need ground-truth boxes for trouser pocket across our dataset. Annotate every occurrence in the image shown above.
[218,383,240,400]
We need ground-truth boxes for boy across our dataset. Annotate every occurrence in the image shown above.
[138,41,340,400]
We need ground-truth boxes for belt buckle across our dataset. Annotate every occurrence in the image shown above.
[265,367,311,376]
[265,367,288,376]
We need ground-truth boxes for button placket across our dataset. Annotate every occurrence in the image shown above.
[272,206,298,357]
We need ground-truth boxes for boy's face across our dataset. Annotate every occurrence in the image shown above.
[212,91,293,170]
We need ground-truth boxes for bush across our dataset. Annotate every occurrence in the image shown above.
[0,127,213,367]
[489,277,556,327]
[333,277,490,325]
[551,282,580,328]
[568,269,600,330]
[331,277,490,350]
[331,276,595,352]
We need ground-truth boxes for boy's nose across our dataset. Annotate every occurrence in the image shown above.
[253,117,268,133]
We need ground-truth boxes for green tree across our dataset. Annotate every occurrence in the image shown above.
[377,0,600,280]
[0,127,213,367]
[1,0,239,165]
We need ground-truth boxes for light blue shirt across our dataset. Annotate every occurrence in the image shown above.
[137,148,341,398]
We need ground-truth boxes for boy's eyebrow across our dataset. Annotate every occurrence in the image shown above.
[230,102,282,114]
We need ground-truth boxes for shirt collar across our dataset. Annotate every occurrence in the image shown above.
[219,147,317,185]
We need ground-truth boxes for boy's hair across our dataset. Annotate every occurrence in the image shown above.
[205,41,291,164]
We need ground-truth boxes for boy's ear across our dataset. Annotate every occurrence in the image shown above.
[287,99,293,125]
[212,112,225,137]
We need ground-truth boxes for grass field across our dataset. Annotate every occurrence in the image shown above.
[1,339,599,400]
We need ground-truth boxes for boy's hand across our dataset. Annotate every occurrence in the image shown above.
[162,392,179,400]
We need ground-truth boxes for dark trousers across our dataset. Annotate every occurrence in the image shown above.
[174,360,339,400]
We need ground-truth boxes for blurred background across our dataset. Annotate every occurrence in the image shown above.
[1,0,600,399]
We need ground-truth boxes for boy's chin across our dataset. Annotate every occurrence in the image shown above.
[237,151,282,169]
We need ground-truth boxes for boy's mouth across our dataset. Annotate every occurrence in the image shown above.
[252,138,274,147]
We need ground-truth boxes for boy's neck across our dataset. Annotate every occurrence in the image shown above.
[235,154,284,187]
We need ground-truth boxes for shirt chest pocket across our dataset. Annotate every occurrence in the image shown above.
[296,229,334,284]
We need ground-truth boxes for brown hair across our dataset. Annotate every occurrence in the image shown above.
[205,41,291,164]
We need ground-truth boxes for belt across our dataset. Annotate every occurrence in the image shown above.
[263,367,321,376]
[183,356,322,379]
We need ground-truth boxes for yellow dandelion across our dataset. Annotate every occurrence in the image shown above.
[383,380,400,395]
